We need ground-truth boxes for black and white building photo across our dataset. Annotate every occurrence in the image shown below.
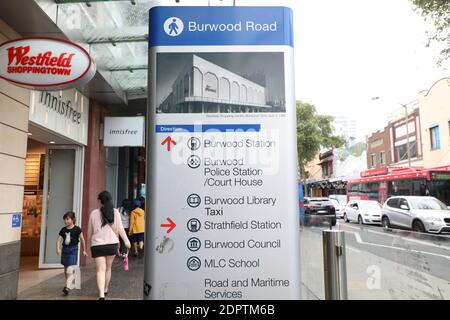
[156,52,286,114]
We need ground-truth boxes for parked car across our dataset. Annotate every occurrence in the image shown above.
[304,197,336,226]
[329,194,348,206]
[343,200,382,225]
[381,196,450,234]
[329,195,347,219]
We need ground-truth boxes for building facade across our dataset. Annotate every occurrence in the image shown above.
[418,77,450,168]
[389,103,423,168]
[0,19,28,299]
[305,147,367,197]
[159,55,270,113]
[366,125,392,169]
[0,17,146,299]
[366,101,423,170]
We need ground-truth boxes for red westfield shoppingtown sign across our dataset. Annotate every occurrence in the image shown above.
[0,37,96,90]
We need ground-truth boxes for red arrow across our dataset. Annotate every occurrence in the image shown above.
[161,136,177,152]
[160,218,176,234]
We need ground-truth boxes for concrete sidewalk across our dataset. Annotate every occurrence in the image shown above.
[18,256,144,300]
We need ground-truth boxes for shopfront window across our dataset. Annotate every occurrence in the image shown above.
[430,172,450,205]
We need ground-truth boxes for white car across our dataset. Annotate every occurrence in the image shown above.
[329,198,346,218]
[381,196,450,234]
[344,200,382,225]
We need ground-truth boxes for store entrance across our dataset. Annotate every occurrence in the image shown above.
[18,129,84,294]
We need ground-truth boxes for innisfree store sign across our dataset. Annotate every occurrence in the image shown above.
[30,89,89,146]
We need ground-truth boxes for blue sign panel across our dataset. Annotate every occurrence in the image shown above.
[149,6,293,47]
[155,124,261,133]
[12,213,22,228]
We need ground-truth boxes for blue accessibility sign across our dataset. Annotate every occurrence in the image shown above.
[12,213,22,228]
[149,6,294,47]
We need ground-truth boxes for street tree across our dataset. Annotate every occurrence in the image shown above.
[411,0,450,66]
[296,101,345,180]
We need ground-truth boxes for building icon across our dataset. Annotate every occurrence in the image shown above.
[187,237,201,252]
[187,256,201,271]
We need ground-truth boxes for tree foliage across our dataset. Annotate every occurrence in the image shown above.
[412,0,450,66]
[296,101,345,178]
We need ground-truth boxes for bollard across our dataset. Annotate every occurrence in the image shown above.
[322,230,348,300]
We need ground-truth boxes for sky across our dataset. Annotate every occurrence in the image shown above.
[178,0,448,141]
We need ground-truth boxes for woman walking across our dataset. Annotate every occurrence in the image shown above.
[88,191,130,300]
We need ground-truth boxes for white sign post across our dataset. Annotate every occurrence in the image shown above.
[145,6,300,300]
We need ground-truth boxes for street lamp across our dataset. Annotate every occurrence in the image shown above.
[371,97,412,168]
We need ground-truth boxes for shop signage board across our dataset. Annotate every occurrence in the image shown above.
[0,37,96,90]
[103,117,145,147]
[29,89,89,146]
[145,6,300,300]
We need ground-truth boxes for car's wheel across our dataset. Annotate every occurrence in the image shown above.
[382,216,391,230]
[344,213,349,223]
[358,215,364,225]
[412,220,426,233]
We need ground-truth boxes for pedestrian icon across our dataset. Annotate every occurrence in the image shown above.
[187,155,201,169]
[187,256,201,271]
[169,19,179,35]
[187,194,201,208]
[187,137,201,151]
[187,237,201,252]
[187,218,201,233]
[164,17,184,37]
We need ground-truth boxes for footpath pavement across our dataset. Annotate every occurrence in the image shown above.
[18,256,144,300]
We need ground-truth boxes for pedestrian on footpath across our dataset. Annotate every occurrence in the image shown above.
[56,211,87,296]
[118,199,132,257]
[88,191,131,300]
[129,199,145,259]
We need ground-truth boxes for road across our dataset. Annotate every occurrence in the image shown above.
[301,219,450,299]
[337,220,450,281]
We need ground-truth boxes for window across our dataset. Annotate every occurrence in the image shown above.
[396,141,417,161]
[380,151,386,167]
[430,126,441,150]
[387,198,399,208]
[370,154,376,168]
[349,183,360,194]
[398,198,409,210]
[322,163,328,177]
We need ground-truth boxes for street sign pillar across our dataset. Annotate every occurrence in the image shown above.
[144,6,300,300]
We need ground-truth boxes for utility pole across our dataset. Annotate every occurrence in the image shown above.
[400,103,411,168]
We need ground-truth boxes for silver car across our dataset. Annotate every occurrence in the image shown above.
[381,196,450,233]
